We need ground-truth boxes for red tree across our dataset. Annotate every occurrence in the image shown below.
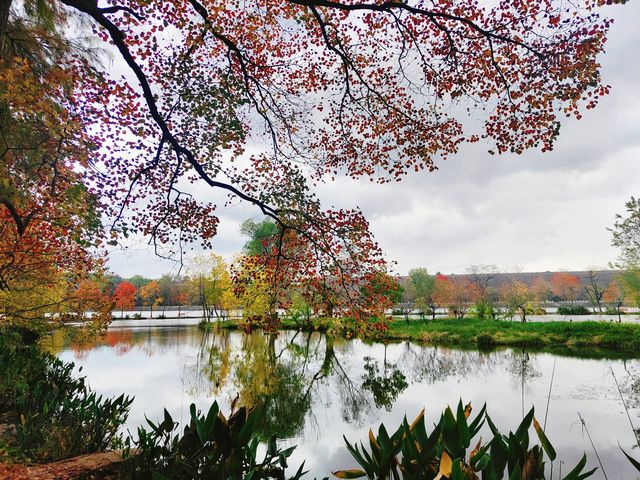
[432,275,452,317]
[550,272,581,303]
[113,281,137,318]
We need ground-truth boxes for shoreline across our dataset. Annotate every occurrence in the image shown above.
[203,317,640,359]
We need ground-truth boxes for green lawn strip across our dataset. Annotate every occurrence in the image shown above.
[206,317,640,358]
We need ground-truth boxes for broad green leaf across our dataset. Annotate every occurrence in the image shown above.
[533,417,556,461]
[456,400,471,448]
[509,460,522,480]
[469,403,487,437]
[486,413,501,437]
[474,453,491,471]
[515,408,534,441]
[451,457,464,480]
[621,447,640,472]
[561,453,597,480]
[442,407,461,454]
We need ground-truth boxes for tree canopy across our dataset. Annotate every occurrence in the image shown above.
[0,0,111,327]
[612,197,640,270]
[1,0,626,326]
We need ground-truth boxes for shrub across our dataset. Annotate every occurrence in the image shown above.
[0,328,133,462]
[473,301,496,320]
[476,333,496,348]
[557,305,591,315]
[334,401,596,480]
[122,402,307,480]
[529,306,547,315]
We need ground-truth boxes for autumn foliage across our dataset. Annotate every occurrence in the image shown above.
[113,281,137,315]
[1,0,625,327]
[432,274,480,319]
[232,216,394,331]
[550,272,582,303]
[0,2,115,328]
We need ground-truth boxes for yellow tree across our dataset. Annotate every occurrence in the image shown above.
[188,253,236,322]
[139,280,161,318]
[500,280,534,322]
[232,255,274,330]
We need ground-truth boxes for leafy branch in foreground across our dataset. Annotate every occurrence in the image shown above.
[122,400,307,480]
[334,401,596,480]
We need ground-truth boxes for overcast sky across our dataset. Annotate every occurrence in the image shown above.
[107,2,640,278]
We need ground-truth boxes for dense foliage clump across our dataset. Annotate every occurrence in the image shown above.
[0,328,132,462]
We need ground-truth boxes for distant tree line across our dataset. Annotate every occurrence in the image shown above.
[105,257,638,324]
[396,266,635,322]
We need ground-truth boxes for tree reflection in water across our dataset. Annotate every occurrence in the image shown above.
[189,329,381,439]
[501,349,541,418]
[186,332,550,440]
[398,341,505,384]
[361,344,408,411]
[53,327,604,449]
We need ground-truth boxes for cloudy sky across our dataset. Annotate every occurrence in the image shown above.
[107,2,640,278]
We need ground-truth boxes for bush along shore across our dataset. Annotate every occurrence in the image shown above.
[0,327,133,466]
[207,316,640,356]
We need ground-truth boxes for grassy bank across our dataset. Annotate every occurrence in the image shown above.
[208,317,640,357]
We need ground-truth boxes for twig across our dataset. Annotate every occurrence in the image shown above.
[577,412,608,480]
[544,358,556,431]
[610,365,640,450]
[544,358,556,478]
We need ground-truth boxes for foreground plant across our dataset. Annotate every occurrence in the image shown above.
[122,400,307,480]
[0,328,133,462]
[334,401,595,480]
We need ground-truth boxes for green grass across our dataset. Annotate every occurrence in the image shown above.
[211,317,640,358]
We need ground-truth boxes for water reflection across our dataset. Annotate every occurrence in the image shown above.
[362,350,408,411]
[49,326,640,479]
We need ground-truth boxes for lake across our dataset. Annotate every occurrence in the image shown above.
[47,325,640,479]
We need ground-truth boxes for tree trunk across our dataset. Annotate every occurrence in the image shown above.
[520,306,527,323]
[267,333,277,367]
[321,335,335,374]
[0,0,11,58]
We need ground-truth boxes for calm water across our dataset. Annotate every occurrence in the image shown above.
[46,326,640,479]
